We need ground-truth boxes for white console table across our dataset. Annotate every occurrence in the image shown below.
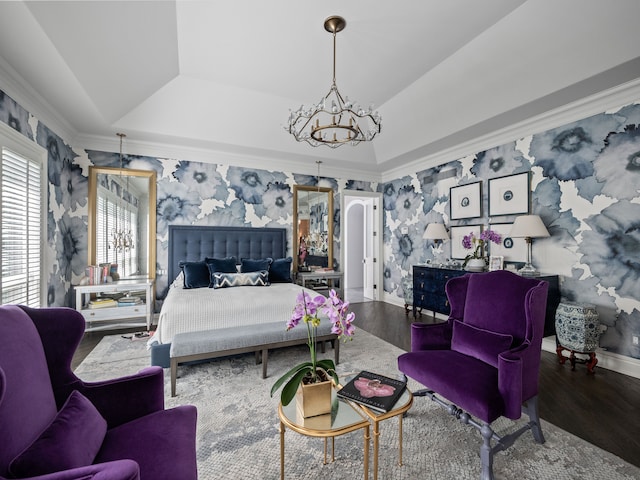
[74,278,154,332]
[297,271,343,298]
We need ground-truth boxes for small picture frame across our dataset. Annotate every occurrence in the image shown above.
[488,172,529,216]
[450,181,482,220]
[450,224,483,260]
[489,255,504,271]
[489,222,528,262]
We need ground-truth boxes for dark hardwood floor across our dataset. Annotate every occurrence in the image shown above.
[73,301,640,469]
[349,301,640,469]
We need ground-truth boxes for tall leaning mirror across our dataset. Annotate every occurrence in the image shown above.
[293,185,333,273]
[88,166,157,280]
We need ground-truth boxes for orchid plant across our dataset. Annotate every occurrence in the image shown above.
[270,289,355,406]
[462,229,502,266]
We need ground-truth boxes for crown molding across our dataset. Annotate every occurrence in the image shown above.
[380,77,640,183]
[0,57,76,143]
[4,53,638,185]
[74,132,383,183]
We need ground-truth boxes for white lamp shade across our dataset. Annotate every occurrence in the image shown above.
[423,223,449,240]
[509,215,550,238]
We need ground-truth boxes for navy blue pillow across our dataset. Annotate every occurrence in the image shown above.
[179,261,210,289]
[269,257,293,283]
[205,256,237,273]
[241,257,273,273]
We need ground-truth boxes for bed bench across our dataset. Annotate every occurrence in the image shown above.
[169,321,339,396]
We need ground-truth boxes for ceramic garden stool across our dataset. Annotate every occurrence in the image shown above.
[402,276,413,315]
[555,301,601,374]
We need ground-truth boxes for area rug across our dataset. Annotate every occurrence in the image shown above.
[75,330,640,480]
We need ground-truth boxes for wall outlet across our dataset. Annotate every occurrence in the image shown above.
[633,336,639,346]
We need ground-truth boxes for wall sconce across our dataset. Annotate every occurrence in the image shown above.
[423,223,450,264]
[509,215,550,276]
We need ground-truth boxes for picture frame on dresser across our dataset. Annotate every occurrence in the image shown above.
[489,222,528,263]
[489,255,504,271]
[450,224,483,260]
[488,172,529,216]
[449,181,482,220]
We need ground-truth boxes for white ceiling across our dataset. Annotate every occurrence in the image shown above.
[1,1,639,180]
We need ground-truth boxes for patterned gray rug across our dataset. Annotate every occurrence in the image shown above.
[75,330,639,480]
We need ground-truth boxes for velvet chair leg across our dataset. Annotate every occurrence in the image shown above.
[480,423,495,480]
[524,395,545,444]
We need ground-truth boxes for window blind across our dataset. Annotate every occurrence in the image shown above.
[96,183,139,277]
[1,147,42,306]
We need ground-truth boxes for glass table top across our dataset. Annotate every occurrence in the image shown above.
[279,388,368,435]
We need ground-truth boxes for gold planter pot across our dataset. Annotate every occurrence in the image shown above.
[296,379,332,418]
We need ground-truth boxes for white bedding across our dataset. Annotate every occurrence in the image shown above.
[149,281,324,345]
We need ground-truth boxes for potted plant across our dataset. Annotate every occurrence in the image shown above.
[270,289,355,417]
[462,229,502,271]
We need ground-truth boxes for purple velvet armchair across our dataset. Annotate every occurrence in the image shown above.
[0,305,198,480]
[398,270,548,480]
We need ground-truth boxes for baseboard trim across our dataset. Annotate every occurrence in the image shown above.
[383,296,640,380]
[542,336,640,380]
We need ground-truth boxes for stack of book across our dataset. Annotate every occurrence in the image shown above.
[87,298,118,309]
[117,295,143,306]
[307,281,329,291]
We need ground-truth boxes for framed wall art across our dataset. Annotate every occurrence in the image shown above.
[449,181,482,220]
[488,222,528,263]
[450,224,483,260]
[488,172,529,216]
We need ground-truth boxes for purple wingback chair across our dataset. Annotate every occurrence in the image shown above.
[0,305,198,480]
[398,271,548,480]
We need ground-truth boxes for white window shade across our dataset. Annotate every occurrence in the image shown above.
[1,148,42,306]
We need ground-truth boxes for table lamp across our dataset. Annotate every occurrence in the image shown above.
[509,215,550,276]
[423,223,449,265]
[423,223,449,246]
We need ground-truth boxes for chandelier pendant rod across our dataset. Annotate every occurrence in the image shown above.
[332,27,337,87]
[286,15,380,147]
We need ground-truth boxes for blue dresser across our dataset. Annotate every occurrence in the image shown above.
[412,265,561,337]
[412,266,466,317]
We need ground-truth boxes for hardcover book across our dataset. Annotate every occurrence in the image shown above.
[337,370,407,413]
[87,298,118,309]
[118,295,143,305]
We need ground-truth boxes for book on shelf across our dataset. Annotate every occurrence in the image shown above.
[117,296,143,306]
[336,370,407,413]
[87,298,118,309]
[84,264,115,285]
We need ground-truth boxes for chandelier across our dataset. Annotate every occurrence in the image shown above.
[111,133,134,253]
[286,16,382,148]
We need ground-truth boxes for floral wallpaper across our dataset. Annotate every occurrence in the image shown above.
[379,102,640,359]
[0,88,377,310]
[1,86,639,360]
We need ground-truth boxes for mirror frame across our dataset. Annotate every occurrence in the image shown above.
[87,166,157,280]
[293,185,333,273]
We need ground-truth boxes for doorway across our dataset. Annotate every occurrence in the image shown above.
[343,192,382,304]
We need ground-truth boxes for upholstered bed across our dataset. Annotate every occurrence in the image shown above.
[148,226,338,374]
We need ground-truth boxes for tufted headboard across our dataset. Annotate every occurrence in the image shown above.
[167,226,287,284]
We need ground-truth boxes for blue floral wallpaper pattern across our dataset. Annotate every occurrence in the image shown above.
[379,103,640,359]
[0,87,639,360]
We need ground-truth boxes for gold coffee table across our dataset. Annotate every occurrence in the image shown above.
[278,389,370,479]
[347,387,413,480]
